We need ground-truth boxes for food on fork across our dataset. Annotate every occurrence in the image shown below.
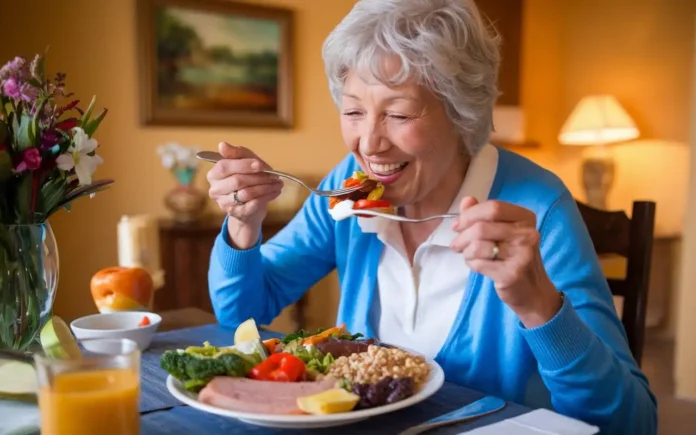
[159,318,432,415]
[328,170,395,220]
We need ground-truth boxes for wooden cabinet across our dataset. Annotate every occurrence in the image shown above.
[156,214,306,327]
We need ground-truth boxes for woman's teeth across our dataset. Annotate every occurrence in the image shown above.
[369,162,407,175]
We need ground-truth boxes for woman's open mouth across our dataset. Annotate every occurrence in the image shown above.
[367,162,408,184]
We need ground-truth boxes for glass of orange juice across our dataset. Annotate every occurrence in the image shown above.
[34,338,140,435]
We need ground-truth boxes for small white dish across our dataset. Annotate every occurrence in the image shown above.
[70,311,162,351]
[166,358,445,429]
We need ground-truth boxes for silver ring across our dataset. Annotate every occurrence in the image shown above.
[491,243,500,261]
[233,190,244,206]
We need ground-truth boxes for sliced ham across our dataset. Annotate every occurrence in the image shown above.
[198,377,336,415]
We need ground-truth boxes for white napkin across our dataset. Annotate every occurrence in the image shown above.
[0,400,40,435]
[461,408,599,435]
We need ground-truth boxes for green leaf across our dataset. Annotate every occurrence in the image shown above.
[14,174,32,224]
[29,99,47,146]
[83,108,107,137]
[79,95,96,127]
[47,179,114,219]
[14,113,34,151]
[9,112,19,150]
[34,173,67,222]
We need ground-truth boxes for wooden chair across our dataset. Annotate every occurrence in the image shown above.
[575,200,656,366]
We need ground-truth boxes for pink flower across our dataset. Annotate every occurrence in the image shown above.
[19,83,39,103]
[0,56,27,81]
[2,77,21,99]
[14,148,42,173]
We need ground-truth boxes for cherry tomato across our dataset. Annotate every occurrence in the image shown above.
[353,199,394,218]
[249,353,305,382]
[138,316,150,327]
[343,177,363,188]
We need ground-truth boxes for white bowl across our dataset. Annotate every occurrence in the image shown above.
[70,311,162,351]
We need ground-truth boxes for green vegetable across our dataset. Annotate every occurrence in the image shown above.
[280,328,363,344]
[159,342,262,392]
[337,379,352,392]
[307,352,335,374]
[280,328,324,345]
[159,350,189,381]
[185,341,218,357]
[283,343,335,374]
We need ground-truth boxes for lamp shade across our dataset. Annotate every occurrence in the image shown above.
[559,95,640,145]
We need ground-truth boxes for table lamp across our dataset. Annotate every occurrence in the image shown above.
[558,95,640,209]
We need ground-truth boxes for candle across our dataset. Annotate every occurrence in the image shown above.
[117,215,164,290]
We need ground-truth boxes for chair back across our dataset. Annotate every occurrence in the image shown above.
[575,200,656,366]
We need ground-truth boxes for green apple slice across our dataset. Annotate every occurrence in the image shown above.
[39,316,81,359]
[0,360,37,399]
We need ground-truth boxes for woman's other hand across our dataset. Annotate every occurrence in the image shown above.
[206,142,283,249]
[450,197,562,328]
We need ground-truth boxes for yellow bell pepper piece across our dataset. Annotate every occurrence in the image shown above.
[352,171,369,183]
[367,183,384,200]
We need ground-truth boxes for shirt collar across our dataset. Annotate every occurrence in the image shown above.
[358,143,499,246]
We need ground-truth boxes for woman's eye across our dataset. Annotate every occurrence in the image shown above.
[389,114,409,121]
[343,111,362,117]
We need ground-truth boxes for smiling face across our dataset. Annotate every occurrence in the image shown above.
[339,59,467,210]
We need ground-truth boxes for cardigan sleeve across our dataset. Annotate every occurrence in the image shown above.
[518,189,657,435]
[207,168,343,329]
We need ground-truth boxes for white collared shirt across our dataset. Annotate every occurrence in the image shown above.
[362,144,499,359]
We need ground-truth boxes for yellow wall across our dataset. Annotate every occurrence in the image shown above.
[521,0,695,227]
[0,0,357,322]
[0,0,694,332]
[675,14,696,401]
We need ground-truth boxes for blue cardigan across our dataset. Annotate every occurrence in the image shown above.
[208,147,657,434]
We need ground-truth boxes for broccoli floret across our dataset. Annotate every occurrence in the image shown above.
[159,347,259,393]
[159,350,191,381]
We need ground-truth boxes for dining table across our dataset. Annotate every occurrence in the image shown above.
[137,323,534,434]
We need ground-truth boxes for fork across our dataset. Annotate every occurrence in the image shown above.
[345,208,460,223]
[196,151,364,197]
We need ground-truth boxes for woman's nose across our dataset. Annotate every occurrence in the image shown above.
[359,119,388,155]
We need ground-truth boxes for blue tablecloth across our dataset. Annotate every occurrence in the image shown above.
[140,324,531,434]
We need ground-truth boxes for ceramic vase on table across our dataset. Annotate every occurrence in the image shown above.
[0,222,59,351]
[164,185,207,223]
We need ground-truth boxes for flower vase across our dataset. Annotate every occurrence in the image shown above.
[0,223,59,351]
[164,185,207,223]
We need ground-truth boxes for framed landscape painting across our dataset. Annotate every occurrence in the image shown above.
[137,0,294,128]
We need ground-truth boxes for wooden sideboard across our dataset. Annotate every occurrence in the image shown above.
[155,213,307,329]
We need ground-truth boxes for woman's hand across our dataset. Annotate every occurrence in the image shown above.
[206,142,283,249]
[450,197,562,328]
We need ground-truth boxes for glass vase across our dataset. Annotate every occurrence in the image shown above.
[0,223,59,351]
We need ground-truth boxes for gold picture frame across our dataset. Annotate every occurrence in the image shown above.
[137,0,294,128]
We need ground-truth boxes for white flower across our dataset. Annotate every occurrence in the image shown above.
[157,142,182,169]
[157,142,200,170]
[56,127,103,186]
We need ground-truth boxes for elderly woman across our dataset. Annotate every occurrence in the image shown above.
[205,0,656,433]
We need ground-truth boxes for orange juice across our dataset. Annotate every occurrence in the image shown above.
[38,368,140,435]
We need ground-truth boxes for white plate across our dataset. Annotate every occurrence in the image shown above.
[166,359,445,429]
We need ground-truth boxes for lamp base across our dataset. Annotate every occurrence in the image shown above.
[581,147,615,210]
